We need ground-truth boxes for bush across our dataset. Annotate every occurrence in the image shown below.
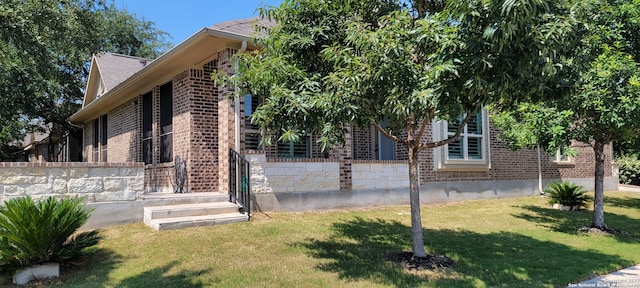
[544,181,590,210]
[0,196,102,268]
[617,154,640,186]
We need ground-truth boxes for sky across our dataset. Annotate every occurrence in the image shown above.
[112,0,282,46]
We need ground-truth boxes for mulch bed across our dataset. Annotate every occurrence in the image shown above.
[387,251,454,271]
[579,226,630,236]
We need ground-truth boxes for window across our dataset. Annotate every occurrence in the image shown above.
[92,119,99,162]
[244,94,262,150]
[432,110,491,170]
[550,149,572,163]
[100,114,108,162]
[447,112,483,160]
[373,126,395,160]
[142,92,153,164]
[159,82,173,163]
[278,138,310,158]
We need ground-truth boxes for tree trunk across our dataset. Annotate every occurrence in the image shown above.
[592,141,606,229]
[408,147,427,258]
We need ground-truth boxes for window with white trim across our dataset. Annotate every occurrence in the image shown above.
[550,149,572,163]
[447,112,483,160]
[432,110,491,170]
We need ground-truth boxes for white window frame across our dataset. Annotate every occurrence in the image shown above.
[432,109,491,171]
[550,149,573,164]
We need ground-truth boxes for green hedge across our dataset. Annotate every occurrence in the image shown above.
[617,154,640,186]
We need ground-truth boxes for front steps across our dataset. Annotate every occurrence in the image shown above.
[142,193,249,231]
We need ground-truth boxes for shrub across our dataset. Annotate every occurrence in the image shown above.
[544,181,590,210]
[0,196,102,268]
[617,154,640,186]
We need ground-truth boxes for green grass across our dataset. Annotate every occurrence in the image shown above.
[2,191,640,287]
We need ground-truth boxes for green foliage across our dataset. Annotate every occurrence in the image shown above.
[232,0,571,151]
[0,0,171,159]
[0,196,102,268]
[617,154,640,186]
[490,103,576,156]
[492,0,640,228]
[544,181,590,209]
[230,0,574,257]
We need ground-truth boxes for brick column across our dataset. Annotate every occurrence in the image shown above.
[217,48,238,193]
[330,126,353,190]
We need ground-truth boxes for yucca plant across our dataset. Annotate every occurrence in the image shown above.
[544,181,590,210]
[0,196,102,268]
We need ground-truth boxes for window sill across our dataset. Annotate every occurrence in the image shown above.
[436,160,491,171]
[551,161,575,167]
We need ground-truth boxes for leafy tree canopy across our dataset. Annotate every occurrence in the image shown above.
[228,0,571,257]
[0,0,171,160]
[492,0,640,229]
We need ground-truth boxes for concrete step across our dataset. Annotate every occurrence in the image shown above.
[142,192,228,206]
[144,202,240,222]
[147,213,249,231]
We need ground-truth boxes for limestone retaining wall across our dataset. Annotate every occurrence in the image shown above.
[352,162,409,190]
[248,154,340,193]
[0,162,145,204]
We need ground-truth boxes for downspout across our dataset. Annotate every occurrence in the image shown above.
[537,143,544,195]
[234,40,247,152]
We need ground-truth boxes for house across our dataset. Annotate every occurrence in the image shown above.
[68,17,619,216]
[9,122,82,163]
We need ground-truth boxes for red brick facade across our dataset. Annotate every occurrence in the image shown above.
[79,49,612,195]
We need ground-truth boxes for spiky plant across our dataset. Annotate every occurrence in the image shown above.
[0,196,102,268]
[544,181,590,210]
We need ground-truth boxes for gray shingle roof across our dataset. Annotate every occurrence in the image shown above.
[209,17,275,38]
[95,53,152,90]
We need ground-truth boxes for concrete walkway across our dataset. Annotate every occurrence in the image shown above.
[569,264,640,287]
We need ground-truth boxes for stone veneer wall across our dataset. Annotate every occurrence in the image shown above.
[0,162,144,203]
[352,161,409,190]
[248,154,340,193]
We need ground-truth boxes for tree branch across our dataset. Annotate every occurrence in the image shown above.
[370,118,402,143]
[414,109,434,149]
[418,112,474,152]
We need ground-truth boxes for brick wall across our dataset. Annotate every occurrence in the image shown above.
[83,120,93,162]
[187,60,219,192]
[352,126,372,160]
[217,48,237,194]
[419,127,613,184]
[108,98,139,162]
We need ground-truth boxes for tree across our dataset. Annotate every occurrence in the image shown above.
[229,0,570,257]
[0,0,171,160]
[492,0,640,229]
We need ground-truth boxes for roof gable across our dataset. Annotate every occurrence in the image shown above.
[82,53,151,107]
[71,17,276,123]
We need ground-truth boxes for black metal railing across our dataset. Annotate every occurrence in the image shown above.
[229,148,251,217]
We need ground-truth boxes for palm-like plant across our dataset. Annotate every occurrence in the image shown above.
[0,196,102,268]
[544,181,590,210]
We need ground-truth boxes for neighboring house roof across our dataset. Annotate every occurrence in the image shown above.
[209,17,275,38]
[69,17,274,123]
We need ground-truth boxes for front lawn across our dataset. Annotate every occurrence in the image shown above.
[3,191,639,287]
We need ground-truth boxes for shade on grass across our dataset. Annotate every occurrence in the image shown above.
[2,191,639,287]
